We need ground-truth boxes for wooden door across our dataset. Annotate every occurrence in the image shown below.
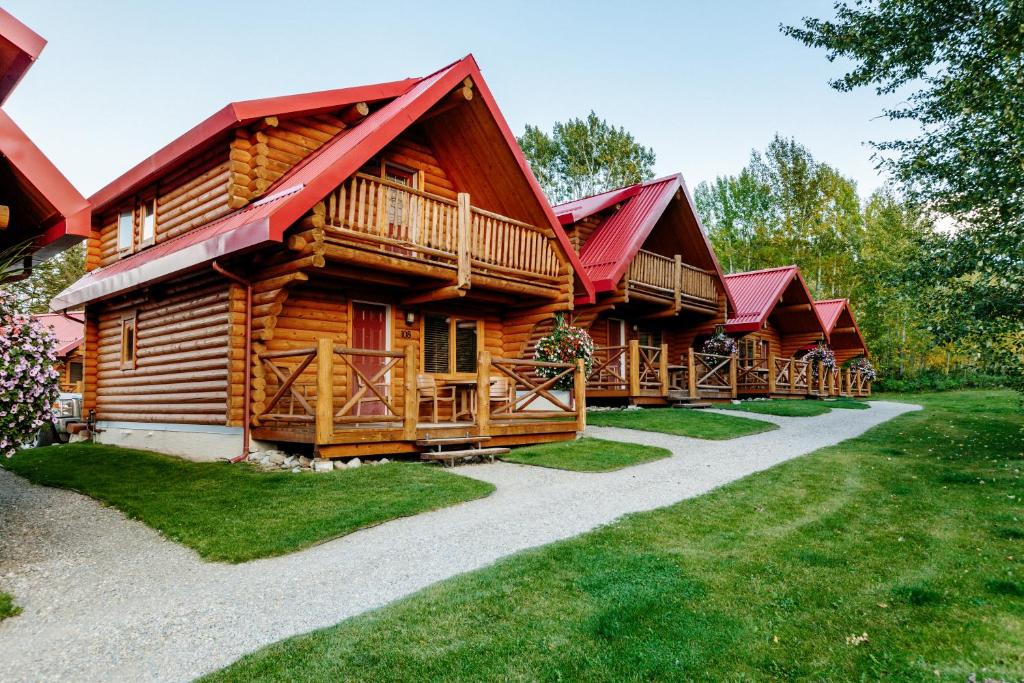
[607,318,626,384]
[351,302,388,416]
[384,163,416,252]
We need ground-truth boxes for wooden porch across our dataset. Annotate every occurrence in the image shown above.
[586,342,738,404]
[293,173,570,303]
[625,250,718,314]
[250,339,585,458]
[737,354,872,398]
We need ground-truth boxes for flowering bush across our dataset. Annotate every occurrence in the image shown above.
[848,357,877,382]
[803,342,837,382]
[702,327,738,357]
[534,314,594,389]
[0,292,60,457]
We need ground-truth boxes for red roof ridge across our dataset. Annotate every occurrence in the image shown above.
[724,264,799,278]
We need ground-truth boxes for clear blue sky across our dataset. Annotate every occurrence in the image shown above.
[5,0,917,199]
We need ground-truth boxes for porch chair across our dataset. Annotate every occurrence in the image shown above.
[471,376,516,417]
[354,375,391,417]
[417,374,456,423]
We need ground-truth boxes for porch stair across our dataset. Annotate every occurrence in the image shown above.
[416,434,509,467]
[668,393,712,409]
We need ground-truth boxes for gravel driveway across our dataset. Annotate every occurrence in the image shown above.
[0,400,918,682]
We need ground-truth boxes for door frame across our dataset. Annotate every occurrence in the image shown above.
[348,299,393,390]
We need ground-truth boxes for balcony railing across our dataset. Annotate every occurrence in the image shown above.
[318,173,563,290]
[626,250,718,309]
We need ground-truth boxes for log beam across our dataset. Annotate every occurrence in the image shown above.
[402,285,467,305]
[0,204,10,229]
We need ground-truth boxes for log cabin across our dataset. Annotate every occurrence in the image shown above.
[50,55,596,462]
[814,298,872,397]
[723,265,831,398]
[32,312,84,393]
[0,9,89,280]
[552,175,736,405]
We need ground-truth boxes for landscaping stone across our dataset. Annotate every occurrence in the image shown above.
[312,459,333,473]
[267,451,286,465]
[333,461,346,471]
[347,458,361,469]
[298,456,312,468]
[290,466,301,474]
[380,458,390,464]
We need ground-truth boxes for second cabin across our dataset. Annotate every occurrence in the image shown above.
[553,176,736,405]
[52,56,593,462]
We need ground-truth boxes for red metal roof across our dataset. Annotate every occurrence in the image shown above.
[0,8,46,106]
[52,55,592,309]
[724,265,826,334]
[553,174,729,308]
[32,311,83,357]
[814,298,867,353]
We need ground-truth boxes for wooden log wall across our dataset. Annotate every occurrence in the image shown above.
[358,125,458,200]
[93,273,234,425]
[780,329,826,358]
[565,214,603,254]
[82,308,99,410]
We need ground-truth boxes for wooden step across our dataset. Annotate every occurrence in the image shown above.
[415,435,491,447]
[420,447,510,466]
[672,401,712,409]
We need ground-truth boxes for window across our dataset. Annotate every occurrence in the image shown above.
[117,209,133,252]
[140,198,156,246]
[120,317,137,369]
[69,361,84,384]
[422,314,479,374]
[638,329,662,348]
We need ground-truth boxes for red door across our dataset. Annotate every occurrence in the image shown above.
[351,302,388,416]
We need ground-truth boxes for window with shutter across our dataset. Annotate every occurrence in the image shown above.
[423,314,450,373]
[454,320,477,373]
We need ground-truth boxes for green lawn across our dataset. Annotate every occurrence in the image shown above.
[827,398,870,410]
[2,444,493,563]
[0,592,20,622]
[501,437,671,472]
[206,390,1024,682]
[587,408,777,439]
[721,399,833,417]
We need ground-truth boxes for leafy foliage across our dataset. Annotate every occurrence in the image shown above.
[2,243,85,313]
[0,291,60,457]
[783,0,1024,389]
[534,314,594,389]
[518,112,656,203]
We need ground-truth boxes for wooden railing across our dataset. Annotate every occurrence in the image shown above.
[627,249,718,307]
[587,345,628,392]
[587,341,669,397]
[846,368,871,397]
[687,349,737,397]
[736,355,770,393]
[771,357,810,394]
[321,173,562,285]
[60,381,84,394]
[483,352,585,432]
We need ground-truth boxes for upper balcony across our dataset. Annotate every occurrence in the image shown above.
[305,173,569,301]
[625,249,718,313]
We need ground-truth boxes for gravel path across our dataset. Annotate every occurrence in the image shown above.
[0,401,918,682]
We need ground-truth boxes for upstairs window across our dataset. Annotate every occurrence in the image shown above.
[140,199,156,246]
[117,210,133,252]
[422,314,479,374]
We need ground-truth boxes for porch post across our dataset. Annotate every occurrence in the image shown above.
[456,192,471,289]
[315,338,334,444]
[403,344,418,440]
[673,254,682,313]
[687,347,697,398]
[767,352,777,394]
[476,350,491,437]
[818,361,826,396]
[629,339,641,397]
[788,358,795,394]
[844,368,852,395]
[729,353,738,398]
[659,343,669,397]
[575,358,587,432]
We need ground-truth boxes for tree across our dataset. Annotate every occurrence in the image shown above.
[1,242,84,314]
[519,112,656,203]
[783,0,1024,385]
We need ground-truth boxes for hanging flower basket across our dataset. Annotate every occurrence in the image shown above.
[0,292,61,457]
[702,327,737,357]
[848,357,877,382]
[534,315,594,390]
[803,342,837,382]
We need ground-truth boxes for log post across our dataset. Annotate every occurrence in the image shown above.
[788,358,795,394]
[403,344,418,440]
[456,192,471,289]
[687,347,697,398]
[659,343,669,396]
[844,368,852,395]
[315,338,334,444]
[729,354,738,398]
[818,361,826,396]
[0,204,9,229]
[575,358,587,433]
[673,254,682,312]
[476,350,491,437]
[767,352,777,395]
[628,339,641,397]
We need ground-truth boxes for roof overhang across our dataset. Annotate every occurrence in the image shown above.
[0,8,45,106]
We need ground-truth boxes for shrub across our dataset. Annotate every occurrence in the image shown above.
[534,314,594,389]
[0,292,61,457]
[874,369,1012,393]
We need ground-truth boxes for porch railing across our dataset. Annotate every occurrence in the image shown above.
[687,350,737,397]
[587,345,628,393]
[626,249,718,307]
[587,341,669,397]
[254,341,585,444]
[320,173,563,285]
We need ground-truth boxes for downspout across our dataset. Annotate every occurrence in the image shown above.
[212,261,252,463]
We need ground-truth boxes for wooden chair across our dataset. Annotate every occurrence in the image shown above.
[354,376,390,417]
[417,374,456,423]
[489,377,515,411]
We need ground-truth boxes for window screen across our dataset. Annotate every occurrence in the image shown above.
[423,314,449,373]
[454,320,478,373]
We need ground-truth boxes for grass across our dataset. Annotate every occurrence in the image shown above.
[587,408,777,439]
[0,592,20,622]
[721,399,834,417]
[205,390,1024,682]
[1,443,493,563]
[501,437,671,472]
[827,398,871,410]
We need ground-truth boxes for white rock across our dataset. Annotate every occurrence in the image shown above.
[347,458,362,469]
[312,459,333,473]
[379,458,390,464]
[291,466,301,473]
[268,452,286,465]
[333,461,347,470]
[298,456,312,468]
